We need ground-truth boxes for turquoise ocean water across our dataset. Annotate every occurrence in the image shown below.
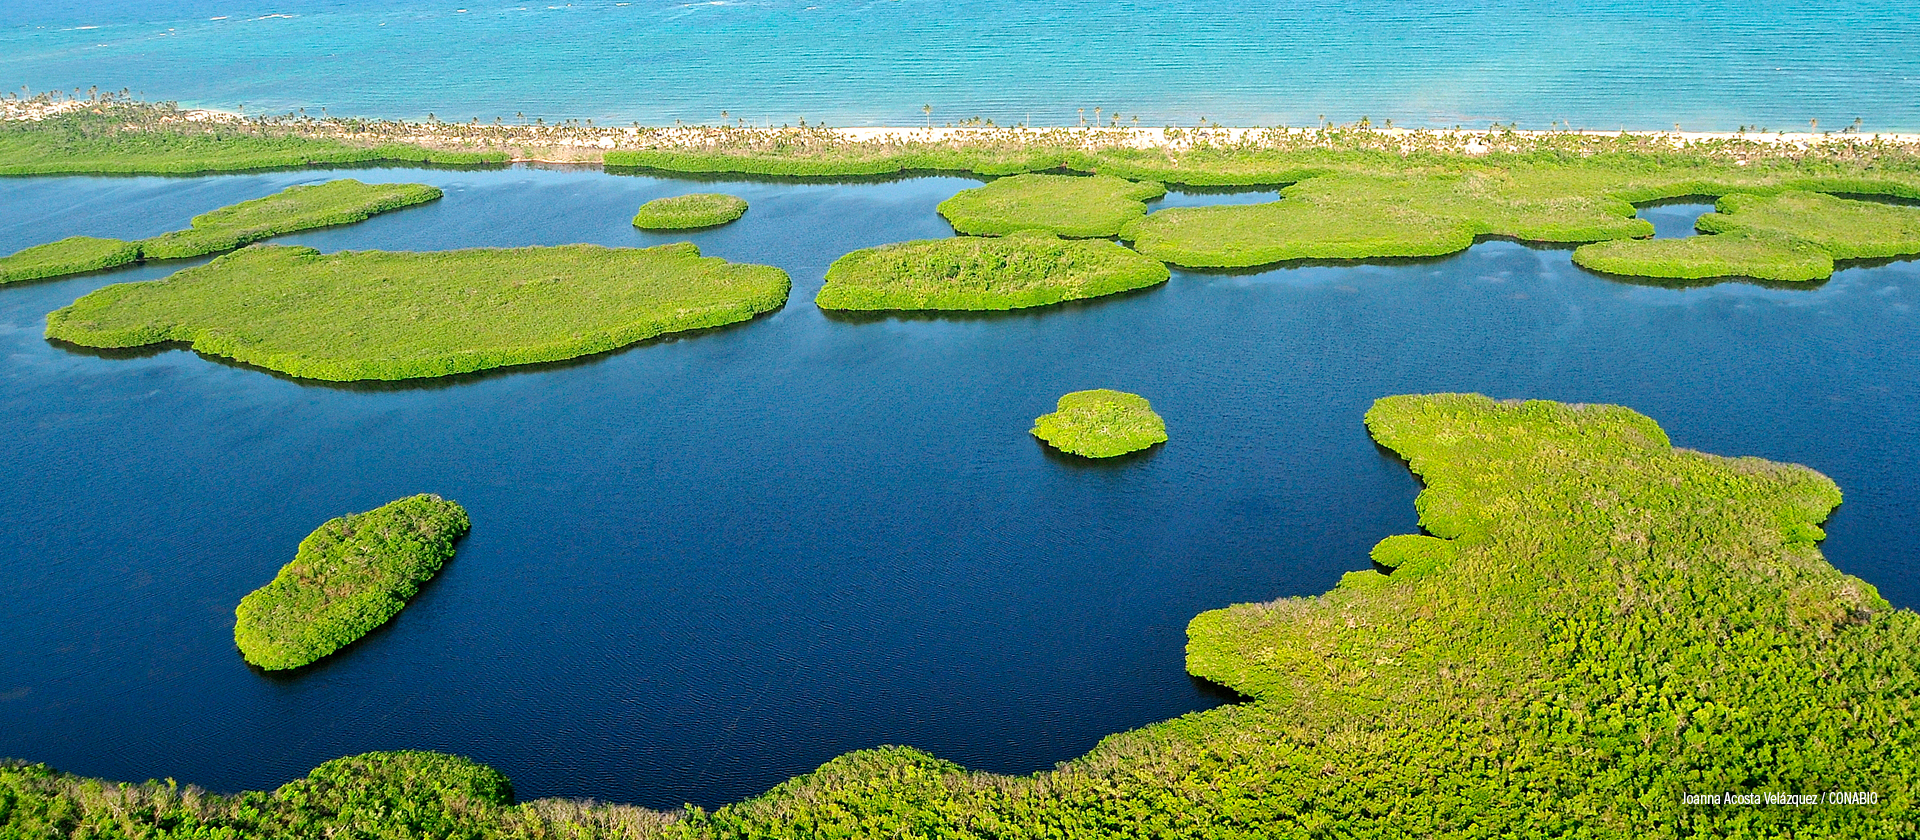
[3,0,1917,129]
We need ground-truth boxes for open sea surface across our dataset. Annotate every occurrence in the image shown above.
[2,168,1919,808]
[2,0,1917,129]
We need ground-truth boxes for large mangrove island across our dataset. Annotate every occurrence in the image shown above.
[44,242,792,381]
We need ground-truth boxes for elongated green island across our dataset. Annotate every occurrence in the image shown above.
[0,179,442,285]
[0,236,143,285]
[1119,169,1652,268]
[632,193,749,229]
[235,494,470,671]
[45,242,791,380]
[1031,389,1168,457]
[937,173,1166,237]
[816,230,1169,311]
[1573,190,1920,282]
[10,393,1913,837]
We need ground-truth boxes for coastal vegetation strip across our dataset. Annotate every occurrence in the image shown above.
[814,230,1169,311]
[10,394,1913,836]
[12,99,1920,280]
[1030,389,1168,458]
[632,193,749,230]
[0,101,502,176]
[937,174,1166,237]
[44,242,792,381]
[0,179,443,285]
[235,494,469,670]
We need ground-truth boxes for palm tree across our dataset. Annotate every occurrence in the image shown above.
[1094,107,1101,127]
[1078,108,1086,126]
[924,104,932,128]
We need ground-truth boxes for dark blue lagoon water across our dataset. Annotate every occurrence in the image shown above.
[3,168,1920,809]
[3,0,1918,130]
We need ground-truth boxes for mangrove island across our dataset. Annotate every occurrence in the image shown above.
[44,242,792,381]
[234,494,470,671]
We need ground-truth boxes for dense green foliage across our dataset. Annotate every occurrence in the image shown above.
[936,174,1166,237]
[234,495,470,670]
[1698,190,1920,259]
[45,242,791,381]
[631,193,749,229]
[0,180,441,285]
[0,236,142,285]
[0,751,563,840]
[0,105,503,175]
[816,230,1169,311]
[1119,169,1650,268]
[613,128,1920,276]
[1571,232,1835,282]
[1029,389,1168,458]
[1572,191,1920,282]
[6,394,1917,836]
[140,180,444,260]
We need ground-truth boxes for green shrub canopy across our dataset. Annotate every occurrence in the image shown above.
[234,495,470,671]
[631,193,749,230]
[1030,389,1168,458]
[46,242,792,381]
[816,230,1169,311]
[0,179,441,285]
[1572,190,1920,282]
[0,236,142,285]
[937,174,1166,237]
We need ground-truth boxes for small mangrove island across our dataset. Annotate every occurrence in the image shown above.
[0,179,442,285]
[937,173,1167,238]
[44,242,792,381]
[815,230,1169,311]
[234,494,470,671]
[1030,389,1168,458]
[632,193,750,230]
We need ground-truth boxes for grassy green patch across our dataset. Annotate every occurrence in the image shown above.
[1572,191,1920,283]
[816,230,1169,311]
[45,242,791,381]
[139,179,444,260]
[1030,389,1168,458]
[8,393,1920,836]
[1699,190,1920,260]
[1572,232,1835,282]
[0,180,441,285]
[1121,170,1651,269]
[235,495,470,670]
[632,193,750,230]
[0,105,503,176]
[937,174,1166,237]
[0,236,142,285]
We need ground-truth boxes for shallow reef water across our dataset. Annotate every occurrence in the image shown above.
[4,0,1917,130]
